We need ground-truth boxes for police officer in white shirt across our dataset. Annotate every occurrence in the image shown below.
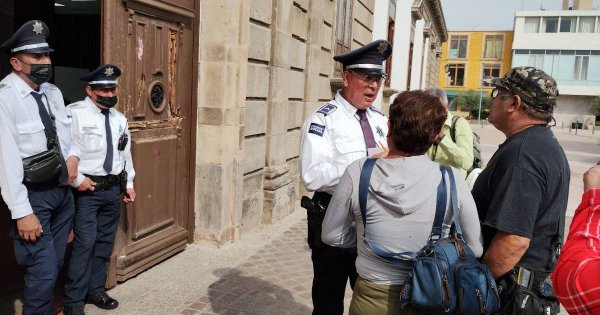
[300,39,391,315]
[63,64,136,315]
[0,20,79,315]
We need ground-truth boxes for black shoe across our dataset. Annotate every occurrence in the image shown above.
[63,305,86,315]
[87,291,119,310]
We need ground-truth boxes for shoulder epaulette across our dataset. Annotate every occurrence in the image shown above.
[316,103,337,116]
[0,83,7,91]
[370,107,385,116]
[66,101,86,110]
[44,83,58,90]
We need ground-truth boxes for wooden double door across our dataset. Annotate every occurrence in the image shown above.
[0,0,198,296]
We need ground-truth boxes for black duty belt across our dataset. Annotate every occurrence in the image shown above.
[84,173,120,192]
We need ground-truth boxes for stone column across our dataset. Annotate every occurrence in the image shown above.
[410,19,425,90]
[371,0,390,110]
[420,36,430,89]
[390,0,412,93]
[194,1,249,244]
[262,0,308,223]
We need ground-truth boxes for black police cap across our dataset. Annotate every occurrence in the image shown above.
[333,39,392,75]
[80,64,122,89]
[0,20,54,54]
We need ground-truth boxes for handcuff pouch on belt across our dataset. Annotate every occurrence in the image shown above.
[22,135,63,185]
[301,192,330,249]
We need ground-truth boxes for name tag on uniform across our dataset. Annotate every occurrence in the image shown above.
[308,123,325,137]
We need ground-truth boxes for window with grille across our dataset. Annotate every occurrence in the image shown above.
[385,0,396,86]
[481,64,501,87]
[446,64,465,87]
[483,35,504,59]
[449,35,468,59]
[334,0,353,76]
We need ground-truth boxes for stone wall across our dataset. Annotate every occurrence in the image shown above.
[240,0,374,238]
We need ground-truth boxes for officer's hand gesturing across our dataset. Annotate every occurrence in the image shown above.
[77,177,96,191]
[16,213,43,242]
[124,188,136,204]
[66,155,79,184]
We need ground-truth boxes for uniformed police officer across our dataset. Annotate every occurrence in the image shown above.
[300,40,392,315]
[63,64,136,315]
[0,20,79,315]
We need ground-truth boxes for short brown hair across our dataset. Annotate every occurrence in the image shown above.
[389,90,447,155]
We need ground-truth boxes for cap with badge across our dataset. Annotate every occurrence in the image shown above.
[0,20,54,54]
[492,66,559,113]
[81,64,122,89]
[333,39,392,75]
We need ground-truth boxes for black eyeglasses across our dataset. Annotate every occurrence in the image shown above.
[491,88,513,99]
[347,71,387,85]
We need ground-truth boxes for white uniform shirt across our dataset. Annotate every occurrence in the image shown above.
[0,72,74,219]
[67,97,135,189]
[300,90,388,195]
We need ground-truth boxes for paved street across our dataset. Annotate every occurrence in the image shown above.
[2,124,598,315]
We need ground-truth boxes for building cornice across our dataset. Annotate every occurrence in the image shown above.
[427,0,448,42]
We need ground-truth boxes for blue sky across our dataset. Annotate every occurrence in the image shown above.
[440,0,599,31]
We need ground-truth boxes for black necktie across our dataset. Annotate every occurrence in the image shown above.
[31,91,68,185]
[102,109,113,173]
[356,109,377,149]
[31,92,56,147]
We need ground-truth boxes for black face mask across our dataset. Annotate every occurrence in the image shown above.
[94,94,118,108]
[18,59,53,85]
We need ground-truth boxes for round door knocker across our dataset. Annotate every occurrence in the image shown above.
[148,80,166,113]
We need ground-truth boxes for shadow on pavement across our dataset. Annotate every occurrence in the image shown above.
[208,268,311,315]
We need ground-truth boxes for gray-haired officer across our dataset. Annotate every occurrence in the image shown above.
[63,64,135,315]
[0,20,79,315]
[300,40,391,314]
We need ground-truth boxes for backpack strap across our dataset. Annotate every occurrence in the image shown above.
[358,160,449,265]
[450,115,460,143]
[446,167,463,238]
[430,165,448,237]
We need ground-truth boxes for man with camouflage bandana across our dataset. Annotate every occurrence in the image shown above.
[472,66,569,315]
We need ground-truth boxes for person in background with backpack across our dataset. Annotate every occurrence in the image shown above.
[322,90,483,315]
[552,160,600,315]
[426,88,474,178]
[472,67,569,315]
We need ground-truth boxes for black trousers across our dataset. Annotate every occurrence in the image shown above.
[64,186,121,307]
[11,186,74,315]
[311,245,358,315]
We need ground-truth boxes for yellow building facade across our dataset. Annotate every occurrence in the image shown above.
[437,31,514,107]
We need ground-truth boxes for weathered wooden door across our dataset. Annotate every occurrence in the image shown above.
[102,0,197,286]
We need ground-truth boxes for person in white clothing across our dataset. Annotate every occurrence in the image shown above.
[0,20,79,315]
[63,64,135,315]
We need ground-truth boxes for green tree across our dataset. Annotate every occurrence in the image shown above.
[454,90,491,120]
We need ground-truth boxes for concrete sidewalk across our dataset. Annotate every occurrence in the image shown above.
[84,208,337,315]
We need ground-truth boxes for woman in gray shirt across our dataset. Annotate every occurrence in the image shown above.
[322,90,483,315]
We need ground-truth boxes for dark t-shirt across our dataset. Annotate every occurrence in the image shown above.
[472,125,570,271]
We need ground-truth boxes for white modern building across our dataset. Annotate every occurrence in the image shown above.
[512,0,600,127]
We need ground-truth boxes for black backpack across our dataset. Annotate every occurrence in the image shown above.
[450,116,482,172]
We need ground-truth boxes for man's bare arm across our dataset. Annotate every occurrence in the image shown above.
[482,231,530,278]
